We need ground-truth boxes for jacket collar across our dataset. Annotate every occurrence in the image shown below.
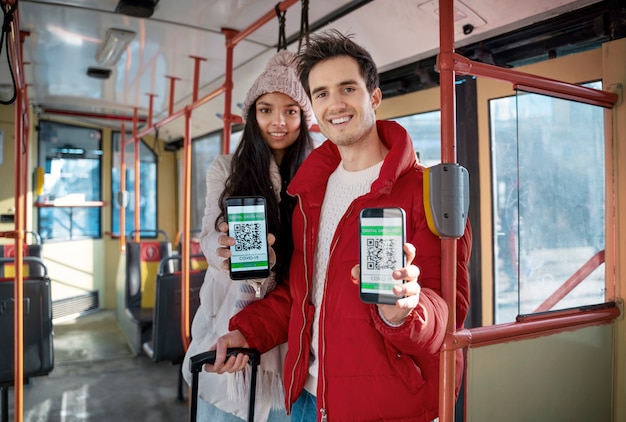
[288,120,417,197]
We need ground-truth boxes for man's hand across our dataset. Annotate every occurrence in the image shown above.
[350,242,421,325]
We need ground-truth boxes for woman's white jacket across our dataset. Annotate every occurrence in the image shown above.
[182,154,287,421]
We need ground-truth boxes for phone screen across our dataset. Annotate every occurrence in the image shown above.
[225,196,270,280]
[359,207,406,304]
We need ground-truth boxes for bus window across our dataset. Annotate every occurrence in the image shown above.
[37,121,103,241]
[190,126,243,231]
[490,81,605,323]
[111,133,157,237]
[392,110,441,167]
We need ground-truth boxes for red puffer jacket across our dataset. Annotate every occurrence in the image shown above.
[230,120,472,421]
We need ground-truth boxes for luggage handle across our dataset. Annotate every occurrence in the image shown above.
[189,348,261,422]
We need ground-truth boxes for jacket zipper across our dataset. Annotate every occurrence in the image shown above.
[287,194,311,411]
[319,205,354,421]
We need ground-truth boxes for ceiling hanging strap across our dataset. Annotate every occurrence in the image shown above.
[0,0,18,105]
[275,3,287,51]
[298,0,310,52]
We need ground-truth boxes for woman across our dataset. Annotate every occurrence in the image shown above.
[182,50,314,421]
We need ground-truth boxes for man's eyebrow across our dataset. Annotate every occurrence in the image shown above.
[310,80,359,96]
[310,85,327,96]
[339,79,358,87]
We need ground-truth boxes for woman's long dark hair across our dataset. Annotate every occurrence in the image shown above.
[217,105,313,284]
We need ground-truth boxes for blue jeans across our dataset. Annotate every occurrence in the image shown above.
[290,389,317,422]
[288,391,438,421]
[196,398,291,421]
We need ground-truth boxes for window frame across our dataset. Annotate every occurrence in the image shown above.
[110,132,158,238]
[36,120,103,242]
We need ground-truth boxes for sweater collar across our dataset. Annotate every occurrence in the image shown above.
[288,120,417,196]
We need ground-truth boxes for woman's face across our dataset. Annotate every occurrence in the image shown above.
[254,92,302,163]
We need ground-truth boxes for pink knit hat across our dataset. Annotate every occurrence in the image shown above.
[241,50,314,129]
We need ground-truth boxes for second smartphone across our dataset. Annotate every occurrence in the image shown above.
[359,207,406,304]
[225,196,270,280]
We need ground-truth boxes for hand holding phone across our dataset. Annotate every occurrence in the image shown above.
[359,207,406,304]
[225,196,271,280]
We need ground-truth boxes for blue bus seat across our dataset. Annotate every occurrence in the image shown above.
[142,253,205,402]
[142,254,205,363]
[123,229,173,355]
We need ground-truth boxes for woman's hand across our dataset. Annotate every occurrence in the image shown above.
[203,330,250,374]
[216,221,276,272]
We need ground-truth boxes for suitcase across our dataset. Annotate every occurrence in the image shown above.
[189,348,261,422]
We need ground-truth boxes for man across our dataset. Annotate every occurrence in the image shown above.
[209,30,472,421]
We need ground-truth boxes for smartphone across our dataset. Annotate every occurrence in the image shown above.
[359,207,406,304]
[225,196,270,280]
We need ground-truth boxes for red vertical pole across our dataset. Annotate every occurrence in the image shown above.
[120,126,127,252]
[221,28,238,154]
[181,107,192,349]
[11,15,27,422]
[146,93,156,127]
[133,108,140,242]
[190,56,207,103]
[166,76,180,116]
[20,35,29,237]
[438,0,459,421]
[12,70,25,422]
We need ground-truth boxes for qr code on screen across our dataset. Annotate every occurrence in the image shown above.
[366,238,398,270]
[233,223,263,251]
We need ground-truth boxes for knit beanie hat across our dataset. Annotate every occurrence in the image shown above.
[241,50,314,129]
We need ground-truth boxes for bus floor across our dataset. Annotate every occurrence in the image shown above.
[6,309,189,421]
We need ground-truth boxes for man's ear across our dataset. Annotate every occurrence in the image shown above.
[371,87,383,110]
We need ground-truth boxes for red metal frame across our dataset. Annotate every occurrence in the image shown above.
[437,2,458,420]
[181,107,192,348]
[436,1,619,421]
[0,9,29,422]
[38,108,148,123]
[7,1,617,420]
[120,126,127,253]
[438,52,618,108]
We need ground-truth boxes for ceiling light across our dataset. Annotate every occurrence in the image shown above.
[95,28,136,67]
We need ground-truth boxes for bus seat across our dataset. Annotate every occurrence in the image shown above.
[0,257,54,385]
[175,229,208,271]
[124,229,173,355]
[142,254,205,363]
[141,254,204,402]
[189,238,208,271]
[0,231,44,279]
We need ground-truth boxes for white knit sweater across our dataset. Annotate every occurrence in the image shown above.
[305,159,383,395]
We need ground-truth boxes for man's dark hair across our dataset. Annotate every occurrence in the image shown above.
[297,29,379,96]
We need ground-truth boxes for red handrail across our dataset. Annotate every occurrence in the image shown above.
[533,250,606,313]
[452,303,619,349]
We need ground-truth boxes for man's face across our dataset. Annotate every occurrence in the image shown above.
[308,56,381,147]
